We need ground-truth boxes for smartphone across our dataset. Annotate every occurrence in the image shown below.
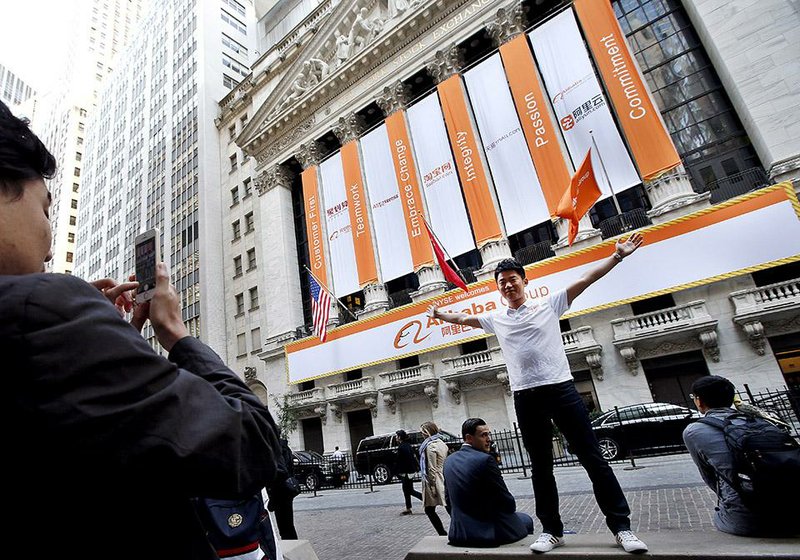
[134,228,160,304]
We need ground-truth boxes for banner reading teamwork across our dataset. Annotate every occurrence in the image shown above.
[464,54,551,234]
[529,9,640,195]
[407,92,476,258]
[320,153,359,297]
[360,124,414,282]
[286,185,800,382]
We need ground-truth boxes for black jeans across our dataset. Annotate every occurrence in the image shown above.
[424,506,447,536]
[514,380,631,536]
[400,475,422,509]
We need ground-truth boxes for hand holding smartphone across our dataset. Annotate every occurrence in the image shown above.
[134,228,160,304]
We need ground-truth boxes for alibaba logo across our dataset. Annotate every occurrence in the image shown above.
[393,320,431,349]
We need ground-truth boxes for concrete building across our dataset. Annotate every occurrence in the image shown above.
[219,0,800,455]
[74,0,258,350]
[37,0,147,275]
[0,63,36,119]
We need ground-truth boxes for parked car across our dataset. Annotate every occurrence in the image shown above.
[292,450,350,490]
[588,402,701,460]
[355,429,463,484]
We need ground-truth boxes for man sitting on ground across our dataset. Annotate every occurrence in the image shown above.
[444,418,533,547]
[683,375,799,537]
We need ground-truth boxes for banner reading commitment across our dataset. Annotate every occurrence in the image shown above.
[341,141,378,286]
[437,75,503,246]
[500,34,571,215]
[320,153,359,297]
[385,111,433,270]
[286,185,800,382]
[301,167,328,286]
[574,0,680,180]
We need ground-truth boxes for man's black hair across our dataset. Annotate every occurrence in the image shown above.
[691,375,735,409]
[0,100,56,199]
[494,258,525,281]
[396,429,408,441]
[461,417,486,439]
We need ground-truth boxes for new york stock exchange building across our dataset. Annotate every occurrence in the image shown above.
[215,0,800,456]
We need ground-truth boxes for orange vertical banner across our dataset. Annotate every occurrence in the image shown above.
[500,35,571,215]
[384,111,433,270]
[437,75,503,246]
[341,141,378,286]
[574,0,680,180]
[302,166,328,286]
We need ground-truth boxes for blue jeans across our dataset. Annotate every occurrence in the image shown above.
[514,380,631,536]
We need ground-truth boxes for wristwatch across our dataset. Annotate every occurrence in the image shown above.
[613,252,624,262]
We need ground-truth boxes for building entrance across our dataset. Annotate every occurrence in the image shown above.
[768,332,800,389]
[301,417,324,454]
[347,409,374,453]
[641,350,710,405]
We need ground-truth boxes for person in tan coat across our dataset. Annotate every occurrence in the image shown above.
[420,421,449,536]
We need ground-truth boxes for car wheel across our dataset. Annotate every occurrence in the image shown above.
[598,437,620,460]
[305,472,320,490]
[372,464,392,485]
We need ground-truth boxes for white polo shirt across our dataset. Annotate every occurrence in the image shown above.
[477,289,572,392]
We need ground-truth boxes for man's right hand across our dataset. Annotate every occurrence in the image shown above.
[148,262,189,351]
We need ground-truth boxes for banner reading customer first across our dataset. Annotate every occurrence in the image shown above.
[286,184,800,383]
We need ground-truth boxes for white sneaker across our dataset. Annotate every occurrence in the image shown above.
[530,533,565,553]
[615,530,648,554]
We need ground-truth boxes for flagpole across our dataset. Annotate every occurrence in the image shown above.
[303,264,358,322]
[589,130,623,215]
[423,217,470,286]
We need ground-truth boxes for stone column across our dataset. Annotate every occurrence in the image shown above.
[553,214,601,254]
[294,141,339,328]
[644,165,710,224]
[486,4,525,46]
[332,113,390,318]
[377,81,448,299]
[474,239,513,282]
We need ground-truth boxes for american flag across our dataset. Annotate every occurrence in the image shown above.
[309,273,331,342]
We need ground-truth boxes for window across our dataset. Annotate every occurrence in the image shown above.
[69,216,76,226]
[74,167,81,177]
[240,114,248,128]
[300,380,315,391]
[71,199,78,209]
[235,293,245,315]
[244,212,254,233]
[249,286,259,309]
[77,137,83,146]
[222,0,246,17]
[221,10,246,34]
[231,186,239,205]
[237,333,247,356]
[67,232,75,243]
[246,248,257,270]
[232,219,241,239]
[233,255,243,276]
[242,177,252,198]
[228,124,236,141]
[251,327,261,352]
[229,153,238,172]
[222,33,248,57]
[66,252,74,263]
[78,122,85,132]
[223,74,239,90]
[72,183,79,193]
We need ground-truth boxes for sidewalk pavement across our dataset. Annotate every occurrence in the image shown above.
[292,455,720,560]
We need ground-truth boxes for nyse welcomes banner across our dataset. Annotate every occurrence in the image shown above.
[407,92,476,258]
[385,111,434,270]
[500,34,571,215]
[437,75,502,246]
[529,9,640,195]
[341,141,378,286]
[320,153,359,297]
[464,54,551,234]
[360,124,414,282]
[574,0,680,180]
[302,167,328,286]
[286,185,800,382]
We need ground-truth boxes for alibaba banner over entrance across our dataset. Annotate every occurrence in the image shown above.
[285,185,800,384]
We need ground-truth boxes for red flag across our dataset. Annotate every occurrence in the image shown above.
[424,221,468,293]
[555,148,602,246]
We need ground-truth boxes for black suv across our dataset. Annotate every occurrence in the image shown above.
[292,450,350,490]
[355,429,463,484]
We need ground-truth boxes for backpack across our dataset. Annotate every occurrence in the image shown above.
[196,493,265,558]
[698,412,800,512]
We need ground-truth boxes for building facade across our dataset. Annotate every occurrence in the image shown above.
[0,62,36,118]
[74,0,258,352]
[219,0,800,454]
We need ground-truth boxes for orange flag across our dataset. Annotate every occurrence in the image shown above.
[556,148,602,246]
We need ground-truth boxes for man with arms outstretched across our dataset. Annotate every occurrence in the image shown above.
[429,233,647,554]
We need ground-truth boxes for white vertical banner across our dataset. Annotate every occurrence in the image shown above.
[319,153,359,297]
[360,124,414,282]
[406,93,476,257]
[529,9,640,195]
[463,54,551,235]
